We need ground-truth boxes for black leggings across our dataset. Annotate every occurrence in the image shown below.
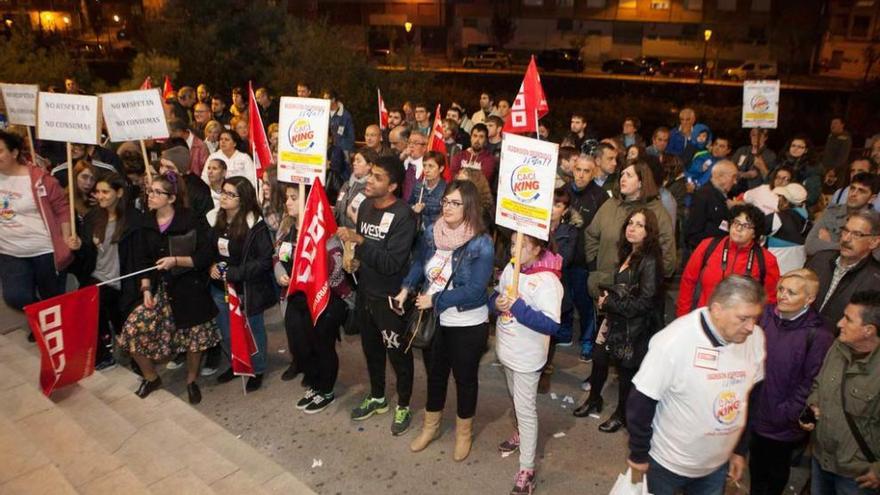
[748,432,803,495]
[588,343,637,417]
[358,294,414,407]
[426,322,489,419]
[93,280,122,364]
[285,294,347,394]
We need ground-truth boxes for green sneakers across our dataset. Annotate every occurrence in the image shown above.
[350,396,389,421]
[391,406,413,436]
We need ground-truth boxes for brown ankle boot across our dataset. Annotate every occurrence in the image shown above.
[410,410,442,452]
[453,416,473,461]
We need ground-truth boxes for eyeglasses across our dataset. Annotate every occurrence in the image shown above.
[408,141,427,147]
[731,220,755,231]
[220,190,240,199]
[840,227,877,240]
[441,199,464,208]
[147,189,171,196]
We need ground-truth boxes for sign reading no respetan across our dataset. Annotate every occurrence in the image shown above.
[277,96,330,185]
[101,89,169,142]
[36,92,102,145]
[495,133,559,241]
[0,83,39,127]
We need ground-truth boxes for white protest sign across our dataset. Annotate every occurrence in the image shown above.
[36,92,101,145]
[0,83,39,127]
[277,97,330,185]
[100,89,169,142]
[742,80,780,129]
[495,133,558,241]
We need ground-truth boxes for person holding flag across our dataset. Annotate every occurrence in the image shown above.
[210,177,275,392]
[281,181,352,414]
[408,151,448,235]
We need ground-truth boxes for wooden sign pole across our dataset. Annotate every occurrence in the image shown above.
[509,231,524,298]
[66,142,76,236]
[139,140,153,184]
[297,182,306,232]
[25,127,36,164]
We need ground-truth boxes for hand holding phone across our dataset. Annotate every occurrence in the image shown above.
[388,296,405,316]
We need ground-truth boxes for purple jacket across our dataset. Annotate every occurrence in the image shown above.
[753,305,833,442]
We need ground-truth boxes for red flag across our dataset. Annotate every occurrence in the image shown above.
[288,178,338,324]
[140,76,153,90]
[227,283,257,378]
[377,88,389,130]
[162,75,175,101]
[248,82,273,178]
[24,286,99,396]
[503,56,549,135]
[429,103,445,153]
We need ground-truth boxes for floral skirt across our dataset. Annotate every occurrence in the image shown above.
[117,284,220,361]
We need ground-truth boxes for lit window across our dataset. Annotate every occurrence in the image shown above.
[652,0,671,8]
[620,0,637,8]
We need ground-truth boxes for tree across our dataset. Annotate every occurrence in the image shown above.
[0,28,76,85]
[490,2,516,49]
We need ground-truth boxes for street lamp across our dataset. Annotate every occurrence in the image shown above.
[699,29,712,85]
[403,21,414,71]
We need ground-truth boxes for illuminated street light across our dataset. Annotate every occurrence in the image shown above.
[404,22,412,33]
[700,28,712,85]
[63,16,71,25]
[4,19,12,27]
[704,29,712,42]
[113,14,121,23]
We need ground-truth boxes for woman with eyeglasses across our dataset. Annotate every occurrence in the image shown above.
[118,172,219,404]
[200,129,257,188]
[397,180,495,462]
[775,135,821,207]
[676,203,781,316]
[210,176,275,392]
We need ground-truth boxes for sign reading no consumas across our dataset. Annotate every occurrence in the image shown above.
[277,97,331,185]
[36,92,102,145]
[100,89,169,142]
[742,80,780,129]
[0,83,39,127]
[495,133,558,241]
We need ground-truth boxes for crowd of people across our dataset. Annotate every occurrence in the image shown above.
[1,78,879,495]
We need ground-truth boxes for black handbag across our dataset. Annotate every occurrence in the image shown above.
[404,251,464,353]
[167,229,197,276]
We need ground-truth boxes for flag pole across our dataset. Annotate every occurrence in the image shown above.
[377,89,381,129]
[298,183,306,232]
[66,142,76,236]
[535,108,540,141]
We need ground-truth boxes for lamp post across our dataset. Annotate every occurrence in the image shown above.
[404,21,413,71]
[700,29,712,85]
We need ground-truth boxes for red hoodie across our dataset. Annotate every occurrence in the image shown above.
[26,164,73,271]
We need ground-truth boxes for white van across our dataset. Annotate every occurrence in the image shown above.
[725,61,778,80]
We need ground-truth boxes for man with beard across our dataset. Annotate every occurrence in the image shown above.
[448,124,497,186]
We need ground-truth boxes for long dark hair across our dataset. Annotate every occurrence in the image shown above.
[92,173,129,244]
[443,179,486,236]
[215,176,262,241]
[617,208,662,280]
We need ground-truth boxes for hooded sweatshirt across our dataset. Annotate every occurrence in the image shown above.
[492,250,564,373]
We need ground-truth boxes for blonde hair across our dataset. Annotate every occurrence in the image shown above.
[778,268,820,299]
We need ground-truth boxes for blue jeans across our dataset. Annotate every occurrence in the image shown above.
[211,285,267,374]
[647,458,727,495]
[812,458,880,495]
[0,253,66,311]
[559,266,596,354]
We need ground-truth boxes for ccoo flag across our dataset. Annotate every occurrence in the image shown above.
[247,81,273,178]
[377,89,389,130]
[162,75,175,101]
[227,282,257,379]
[288,178,338,324]
[503,56,549,135]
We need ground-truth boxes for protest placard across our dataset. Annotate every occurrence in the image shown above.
[100,89,169,142]
[742,80,780,129]
[36,92,102,145]
[277,97,330,185]
[495,133,559,241]
[0,83,39,127]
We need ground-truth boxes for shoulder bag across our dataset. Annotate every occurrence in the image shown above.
[404,248,465,353]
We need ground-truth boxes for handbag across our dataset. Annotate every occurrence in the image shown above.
[840,373,878,463]
[168,229,197,276]
[404,251,463,353]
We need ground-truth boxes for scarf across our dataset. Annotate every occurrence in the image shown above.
[433,219,475,251]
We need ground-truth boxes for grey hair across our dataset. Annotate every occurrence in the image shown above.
[847,209,880,236]
[708,275,766,307]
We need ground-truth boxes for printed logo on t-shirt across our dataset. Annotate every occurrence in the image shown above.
[713,390,743,425]
[379,212,395,232]
[0,192,18,221]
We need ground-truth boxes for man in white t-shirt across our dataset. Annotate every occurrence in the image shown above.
[627,275,767,494]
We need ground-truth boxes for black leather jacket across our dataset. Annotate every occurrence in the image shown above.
[602,254,662,368]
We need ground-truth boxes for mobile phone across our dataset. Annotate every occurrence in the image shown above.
[799,406,817,426]
[388,296,404,316]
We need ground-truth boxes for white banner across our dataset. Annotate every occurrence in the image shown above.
[100,89,169,142]
[36,92,102,145]
[277,97,330,185]
[495,133,558,241]
[0,83,39,127]
[742,80,780,129]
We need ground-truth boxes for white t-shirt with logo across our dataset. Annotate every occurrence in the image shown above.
[632,307,765,478]
[0,174,53,257]
[424,249,488,327]
[201,150,257,188]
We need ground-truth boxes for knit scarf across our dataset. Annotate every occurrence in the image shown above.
[433,219,475,251]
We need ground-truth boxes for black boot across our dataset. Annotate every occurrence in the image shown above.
[598,410,626,433]
[187,382,202,405]
[135,376,162,399]
[281,363,300,381]
[216,367,235,384]
[573,396,603,418]
[245,374,263,392]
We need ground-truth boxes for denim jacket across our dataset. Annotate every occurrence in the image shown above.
[402,227,494,314]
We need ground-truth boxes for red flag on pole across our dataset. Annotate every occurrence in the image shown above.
[227,282,257,378]
[140,76,153,90]
[427,103,452,181]
[24,286,99,396]
[247,82,273,178]
[288,178,338,324]
[503,56,549,135]
[377,89,389,130]
[162,75,175,101]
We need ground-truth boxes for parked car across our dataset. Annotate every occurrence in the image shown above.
[537,49,585,72]
[462,50,512,69]
[601,59,648,75]
[657,61,704,78]
[637,56,662,74]
[724,61,778,80]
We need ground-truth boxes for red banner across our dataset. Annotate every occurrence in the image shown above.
[162,75,175,101]
[140,76,152,90]
[248,81,273,178]
[503,56,549,135]
[227,283,257,378]
[24,286,99,396]
[288,178,338,324]
[377,88,389,130]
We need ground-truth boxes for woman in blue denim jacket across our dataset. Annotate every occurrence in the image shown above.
[394,180,494,462]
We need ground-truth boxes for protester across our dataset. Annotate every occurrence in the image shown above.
[402,131,428,202]
[118,172,219,404]
[575,208,663,435]
[50,143,120,188]
[777,135,822,207]
[200,129,257,187]
[401,180,494,460]
[205,158,227,211]
[326,90,355,154]
[260,166,284,236]
[471,91,495,125]
[192,102,212,139]
[731,128,777,195]
[666,107,699,157]
[336,156,418,435]
[550,187,581,354]
[806,172,879,257]
[821,116,853,171]
[685,134,731,188]
[273,184,300,381]
[765,183,811,274]
[334,148,374,229]
[646,127,670,161]
[684,160,737,251]
[618,116,645,149]
[211,95,233,127]
[449,123,498,186]
[71,160,98,221]
[592,142,619,195]
[160,144,213,219]
[768,164,794,189]
[484,115,503,159]
[211,177,275,392]
[204,120,223,154]
[454,167,495,231]
[168,119,210,177]
[677,204,780,316]
[750,268,833,495]
[492,233,563,495]
[255,87,279,132]
[363,124,391,157]
[408,151,447,234]
[829,158,880,210]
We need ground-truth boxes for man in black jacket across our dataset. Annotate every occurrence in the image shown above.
[685,160,737,251]
[337,156,418,437]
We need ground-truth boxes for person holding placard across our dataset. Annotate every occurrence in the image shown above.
[0,131,72,339]
[200,129,257,188]
[334,148,374,229]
